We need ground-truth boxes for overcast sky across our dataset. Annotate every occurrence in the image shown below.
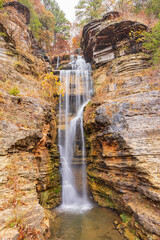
[56,0,79,22]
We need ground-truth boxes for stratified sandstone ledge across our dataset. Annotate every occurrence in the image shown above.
[81,12,147,67]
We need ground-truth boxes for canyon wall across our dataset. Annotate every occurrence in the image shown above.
[0,3,60,239]
[83,12,160,240]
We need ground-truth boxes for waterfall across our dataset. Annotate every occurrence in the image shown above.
[58,55,93,212]
[56,56,60,69]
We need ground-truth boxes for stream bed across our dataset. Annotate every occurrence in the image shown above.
[49,206,125,240]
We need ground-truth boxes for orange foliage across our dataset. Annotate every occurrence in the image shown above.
[72,35,81,53]
[18,226,40,239]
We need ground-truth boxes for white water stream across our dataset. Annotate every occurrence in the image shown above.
[58,56,93,212]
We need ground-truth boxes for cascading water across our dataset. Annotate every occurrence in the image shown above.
[50,56,125,240]
[56,56,60,69]
[58,55,93,212]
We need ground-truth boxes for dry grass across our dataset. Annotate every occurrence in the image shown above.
[119,10,158,28]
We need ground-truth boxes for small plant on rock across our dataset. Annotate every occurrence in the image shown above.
[120,213,131,223]
[9,86,20,96]
[0,0,4,9]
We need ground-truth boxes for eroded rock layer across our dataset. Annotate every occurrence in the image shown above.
[0,3,60,239]
[81,12,148,67]
[83,12,160,240]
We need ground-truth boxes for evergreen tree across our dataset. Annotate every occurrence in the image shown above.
[143,18,160,65]
[75,0,103,26]
[43,0,70,40]
[18,0,42,38]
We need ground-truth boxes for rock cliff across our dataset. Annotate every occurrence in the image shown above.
[83,12,160,240]
[81,12,148,68]
[0,3,60,239]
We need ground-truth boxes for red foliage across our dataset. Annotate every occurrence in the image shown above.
[51,35,71,55]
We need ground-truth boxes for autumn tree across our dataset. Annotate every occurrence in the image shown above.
[53,35,71,54]
[72,36,80,53]
[18,0,55,54]
[18,0,71,55]
[42,72,63,106]
[43,0,70,54]
[18,0,42,38]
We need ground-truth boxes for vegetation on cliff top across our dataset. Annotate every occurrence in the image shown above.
[75,0,160,64]
[1,0,70,56]
[143,17,160,65]
[1,0,159,63]
[75,0,160,25]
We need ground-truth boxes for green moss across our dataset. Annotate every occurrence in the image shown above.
[54,186,61,194]
[120,213,131,223]
[39,145,62,209]
[105,195,115,209]
[0,0,4,9]
[87,100,92,106]
[40,186,61,209]
[9,222,15,228]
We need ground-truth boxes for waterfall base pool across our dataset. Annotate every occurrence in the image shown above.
[49,206,125,240]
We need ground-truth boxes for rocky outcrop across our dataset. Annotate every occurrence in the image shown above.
[1,2,51,71]
[3,1,30,24]
[0,96,57,239]
[0,3,60,239]
[51,54,71,70]
[83,12,160,240]
[81,12,148,67]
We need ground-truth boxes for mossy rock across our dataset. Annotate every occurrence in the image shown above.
[40,187,61,209]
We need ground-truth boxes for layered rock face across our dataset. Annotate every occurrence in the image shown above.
[81,12,148,68]
[0,3,60,239]
[83,12,160,240]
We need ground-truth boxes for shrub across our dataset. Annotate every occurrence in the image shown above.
[9,86,20,96]
[120,213,131,223]
[0,0,3,9]
[143,19,160,65]
[146,0,160,18]
[42,72,63,105]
